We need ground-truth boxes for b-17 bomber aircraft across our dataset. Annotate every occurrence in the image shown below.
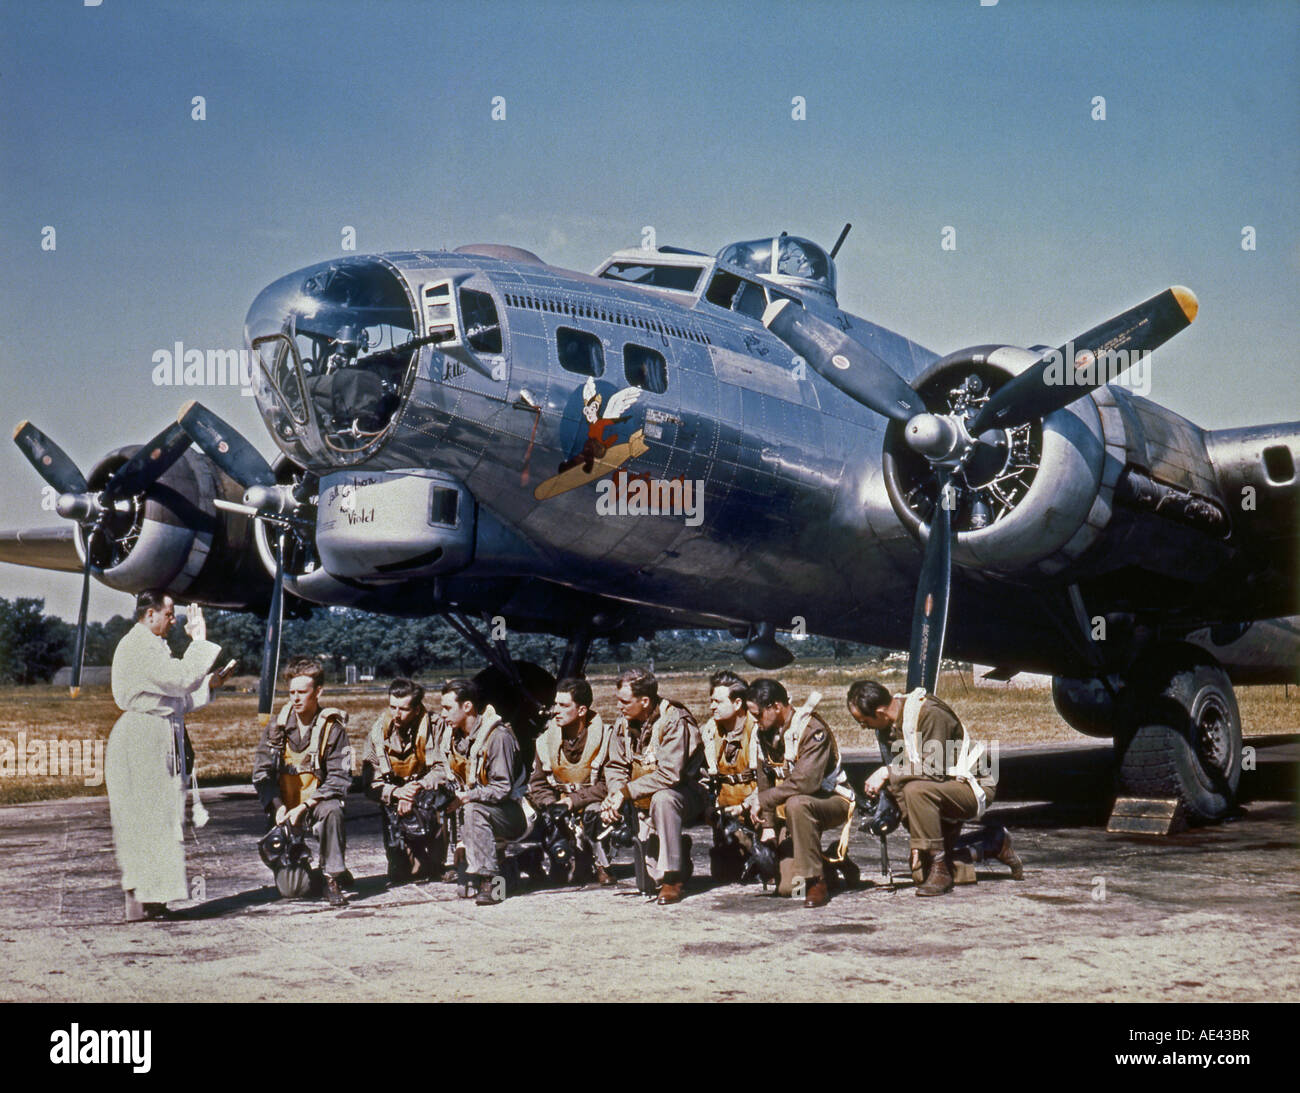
[5,228,1298,822]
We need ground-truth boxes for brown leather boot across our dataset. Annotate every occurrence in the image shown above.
[594,863,615,887]
[917,852,954,896]
[657,872,684,904]
[476,874,504,906]
[803,876,829,908]
[991,828,1024,879]
[324,875,349,907]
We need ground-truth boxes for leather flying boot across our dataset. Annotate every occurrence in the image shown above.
[803,876,830,908]
[917,851,954,896]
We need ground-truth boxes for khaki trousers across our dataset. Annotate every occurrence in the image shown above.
[784,793,852,882]
[897,779,993,852]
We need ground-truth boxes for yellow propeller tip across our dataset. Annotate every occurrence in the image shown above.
[258,713,271,726]
[69,687,80,698]
[1171,286,1198,323]
[13,420,30,440]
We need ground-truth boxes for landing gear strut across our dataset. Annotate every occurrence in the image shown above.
[557,624,592,682]
[440,612,555,758]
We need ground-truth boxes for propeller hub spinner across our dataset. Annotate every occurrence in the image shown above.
[903,413,969,463]
[243,483,296,515]
[55,493,99,522]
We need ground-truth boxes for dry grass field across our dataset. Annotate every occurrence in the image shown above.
[0,662,1295,804]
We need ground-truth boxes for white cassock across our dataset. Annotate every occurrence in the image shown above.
[106,623,221,903]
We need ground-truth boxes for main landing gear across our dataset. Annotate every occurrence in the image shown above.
[1055,643,1244,823]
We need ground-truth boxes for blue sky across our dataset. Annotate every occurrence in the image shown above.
[1,0,1296,619]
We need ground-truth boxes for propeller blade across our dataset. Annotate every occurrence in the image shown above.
[13,421,88,495]
[257,531,286,724]
[905,473,954,696]
[762,300,928,422]
[103,422,192,497]
[178,401,276,489]
[69,531,96,697]
[969,286,1198,436]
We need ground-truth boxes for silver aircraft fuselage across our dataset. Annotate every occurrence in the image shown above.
[238,242,1300,681]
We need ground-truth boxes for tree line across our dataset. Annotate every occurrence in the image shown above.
[0,596,886,686]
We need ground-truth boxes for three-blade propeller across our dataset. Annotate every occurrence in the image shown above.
[13,420,192,694]
[764,286,1197,695]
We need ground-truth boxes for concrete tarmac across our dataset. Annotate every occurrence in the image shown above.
[1,737,1296,1002]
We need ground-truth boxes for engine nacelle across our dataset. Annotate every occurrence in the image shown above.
[882,346,1112,577]
[82,446,272,609]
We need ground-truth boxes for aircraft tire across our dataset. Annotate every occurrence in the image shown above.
[1114,660,1242,823]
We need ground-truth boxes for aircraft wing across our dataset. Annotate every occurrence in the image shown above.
[0,527,82,574]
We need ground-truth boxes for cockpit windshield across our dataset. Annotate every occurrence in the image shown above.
[244,257,419,457]
[716,235,836,297]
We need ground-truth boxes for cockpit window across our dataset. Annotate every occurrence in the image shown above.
[704,270,772,320]
[459,288,502,354]
[245,257,419,455]
[599,262,703,292]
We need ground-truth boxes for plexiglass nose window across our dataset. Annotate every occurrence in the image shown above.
[245,258,419,454]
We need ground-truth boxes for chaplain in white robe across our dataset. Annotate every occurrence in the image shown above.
[107,592,221,912]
